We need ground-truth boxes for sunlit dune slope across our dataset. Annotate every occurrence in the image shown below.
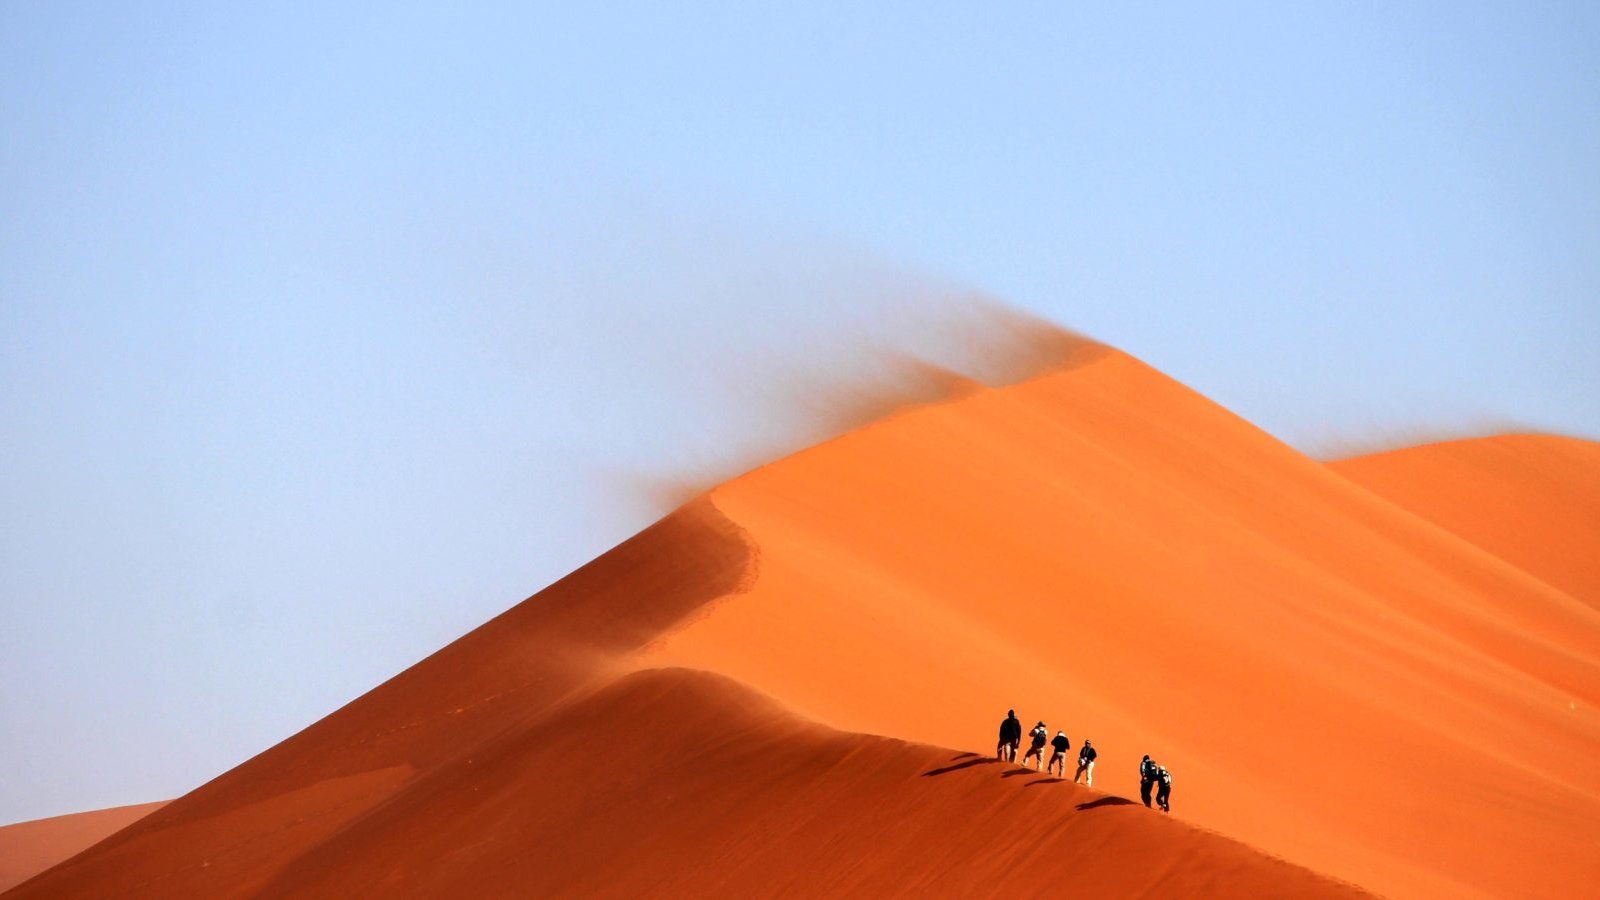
[646,344,1600,899]
[0,803,166,893]
[1330,434,1600,608]
[10,339,1598,900]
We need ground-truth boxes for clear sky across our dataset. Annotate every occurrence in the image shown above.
[3,2,1596,823]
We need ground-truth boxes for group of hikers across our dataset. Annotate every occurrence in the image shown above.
[996,709,1172,813]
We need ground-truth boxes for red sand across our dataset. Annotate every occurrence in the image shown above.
[1331,434,1600,608]
[0,803,165,893]
[9,341,1597,898]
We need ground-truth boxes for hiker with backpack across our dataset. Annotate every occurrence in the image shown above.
[1156,765,1172,813]
[1073,739,1097,785]
[1139,755,1159,807]
[997,709,1022,762]
[1047,730,1070,776]
[1022,721,1049,769]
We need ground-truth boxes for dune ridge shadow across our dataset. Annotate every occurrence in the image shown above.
[922,757,1003,777]
[1075,796,1137,810]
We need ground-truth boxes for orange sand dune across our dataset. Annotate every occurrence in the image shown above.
[9,340,1598,899]
[6,508,1357,898]
[6,503,754,898]
[253,669,1370,898]
[0,802,165,893]
[646,346,1600,899]
[1330,434,1600,608]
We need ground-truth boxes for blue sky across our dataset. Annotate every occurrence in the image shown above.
[3,2,1597,822]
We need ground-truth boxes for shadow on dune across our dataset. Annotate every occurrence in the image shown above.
[922,757,1003,777]
[1002,769,1041,778]
[1076,796,1138,810]
[12,499,761,894]
[1023,777,1066,786]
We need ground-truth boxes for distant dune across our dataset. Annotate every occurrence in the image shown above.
[9,338,1597,899]
[0,803,165,893]
[1331,434,1600,608]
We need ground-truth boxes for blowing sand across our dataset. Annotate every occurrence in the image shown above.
[8,339,1596,899]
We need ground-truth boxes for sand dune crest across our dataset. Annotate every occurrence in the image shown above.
[10,340,1597,899]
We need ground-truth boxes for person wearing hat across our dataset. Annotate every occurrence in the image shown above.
[1022,720,1050,769]
[1074,739,1098,785]
[1047,730,1071,776]
[996,709,1022,762]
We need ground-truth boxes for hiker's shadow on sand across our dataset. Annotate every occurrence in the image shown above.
[922,757,1003,776]
[1075,796,1137,810]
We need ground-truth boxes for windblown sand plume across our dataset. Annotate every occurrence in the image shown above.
[9,335,1597,899]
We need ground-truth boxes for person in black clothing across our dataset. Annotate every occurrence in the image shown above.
[1156,765,1172,813]
[1139,755,1158,807]
[1073,739,1097,785]
[1022,721,1049,769]
[997,709,1022,762]
[1047,730,1070,776]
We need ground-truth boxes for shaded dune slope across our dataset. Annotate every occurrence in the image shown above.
[1330,434,1600,608]
[0,803,166,894]
[10,340,1598,899]
[7,502,756,898]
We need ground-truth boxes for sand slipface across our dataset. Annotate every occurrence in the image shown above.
[9,340,1598,898]
[0,803,166,893]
